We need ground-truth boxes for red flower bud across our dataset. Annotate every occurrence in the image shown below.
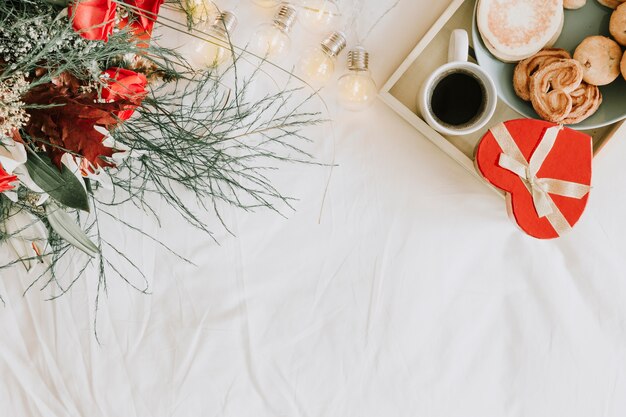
[68,0,117,41]
[124,0,165,38]
[101,68,148,121]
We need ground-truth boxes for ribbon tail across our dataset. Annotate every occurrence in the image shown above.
[531,188,554,218]
[537,178,591,199]
[545,205,573,236]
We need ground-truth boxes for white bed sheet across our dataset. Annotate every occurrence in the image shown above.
[3,1,626,416]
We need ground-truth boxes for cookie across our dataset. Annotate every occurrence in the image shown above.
[530,59,583,123]
[514,48,571,101]
[562,82,602,124]
[622,51,626,80]
[564,0,586,8]
[573,36,623,85]
[610,3,626,46]
[597,0,625,9]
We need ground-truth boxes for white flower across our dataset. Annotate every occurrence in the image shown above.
[60,152,115,190]
[57,126,145,191]
[0,137,49,204]
[0,137,27,173]
[96,125,146,162]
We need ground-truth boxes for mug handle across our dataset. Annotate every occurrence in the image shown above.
[448,29,469,63]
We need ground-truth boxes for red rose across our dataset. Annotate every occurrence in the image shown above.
[68,0,117,41]
[101,68,148,120]
[124,0,165,39]
[0,164,17,193]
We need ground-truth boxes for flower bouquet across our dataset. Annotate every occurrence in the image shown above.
[0,0,318,308]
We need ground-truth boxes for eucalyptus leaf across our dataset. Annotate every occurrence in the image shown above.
[25,153,90,212]
[46,205,99,257]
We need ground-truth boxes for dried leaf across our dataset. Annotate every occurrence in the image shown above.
[22,71,133,169]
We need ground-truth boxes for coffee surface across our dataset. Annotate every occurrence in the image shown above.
[430,71,484,127]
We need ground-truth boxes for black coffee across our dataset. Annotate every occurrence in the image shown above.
[430,71,485,127]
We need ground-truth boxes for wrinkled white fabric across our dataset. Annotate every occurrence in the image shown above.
[2,1,626,416]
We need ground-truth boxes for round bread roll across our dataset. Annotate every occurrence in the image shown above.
[547,11,565,48]
[622,51,626,80]
[573,36,623,85]
[597,0,625,9]
[610,3,626,46]
[477,0,564,62]
[482,36,528,63]
[564,0,586,8]
[482,10,565,63]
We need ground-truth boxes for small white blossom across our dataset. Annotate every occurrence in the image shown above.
[0,2,106,65]
[0,73,30,137]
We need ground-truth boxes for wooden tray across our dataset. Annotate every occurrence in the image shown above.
[379,0,626,191]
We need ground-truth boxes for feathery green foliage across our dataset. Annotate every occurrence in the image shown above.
[0,0,322,335]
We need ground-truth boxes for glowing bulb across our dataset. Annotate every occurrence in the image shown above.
[191,11,237,68]
[300,0,340,33]
[253,25,291,60]
[181,0,218,26]
[251,0,281,7]
[297,31,346,87]
[251,3,297,60]
[337,47,377,111]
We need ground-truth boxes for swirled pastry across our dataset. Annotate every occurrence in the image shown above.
[514,48,572,101]
[530,59,583,123]
[561,82,603,124]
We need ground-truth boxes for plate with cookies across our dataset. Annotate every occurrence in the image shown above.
[472,0,626,129]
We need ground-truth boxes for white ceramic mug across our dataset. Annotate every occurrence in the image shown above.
[418,29,497,136]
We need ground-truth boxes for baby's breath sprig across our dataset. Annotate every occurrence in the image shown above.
[0,73,30,137]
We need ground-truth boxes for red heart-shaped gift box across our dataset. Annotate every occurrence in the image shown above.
[475,119,592,239]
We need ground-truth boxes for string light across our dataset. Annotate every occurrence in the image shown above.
[296,31,347,87]
[190,11,238,68]
[250,0,281,8]
[334,0,401,109]
[181,0,219,26]
[251,3,297,60]
[337,47,376,110]
[300,0,340,33]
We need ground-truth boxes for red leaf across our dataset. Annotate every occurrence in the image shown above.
[22,72,135,169]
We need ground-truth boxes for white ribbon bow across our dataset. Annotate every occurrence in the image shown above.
[489,123,591,236]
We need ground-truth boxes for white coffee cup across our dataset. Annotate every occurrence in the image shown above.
[417,29,497,136]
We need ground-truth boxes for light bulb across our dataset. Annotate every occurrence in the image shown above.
[300,0,340,33]
[337,47,377,111]
[251,0,281,7]
[251,3,297,60]
[181,0,218,26]
[191,11,237,68]
[297,31,346,87]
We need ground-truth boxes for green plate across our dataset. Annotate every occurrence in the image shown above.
[472,1,626,129]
